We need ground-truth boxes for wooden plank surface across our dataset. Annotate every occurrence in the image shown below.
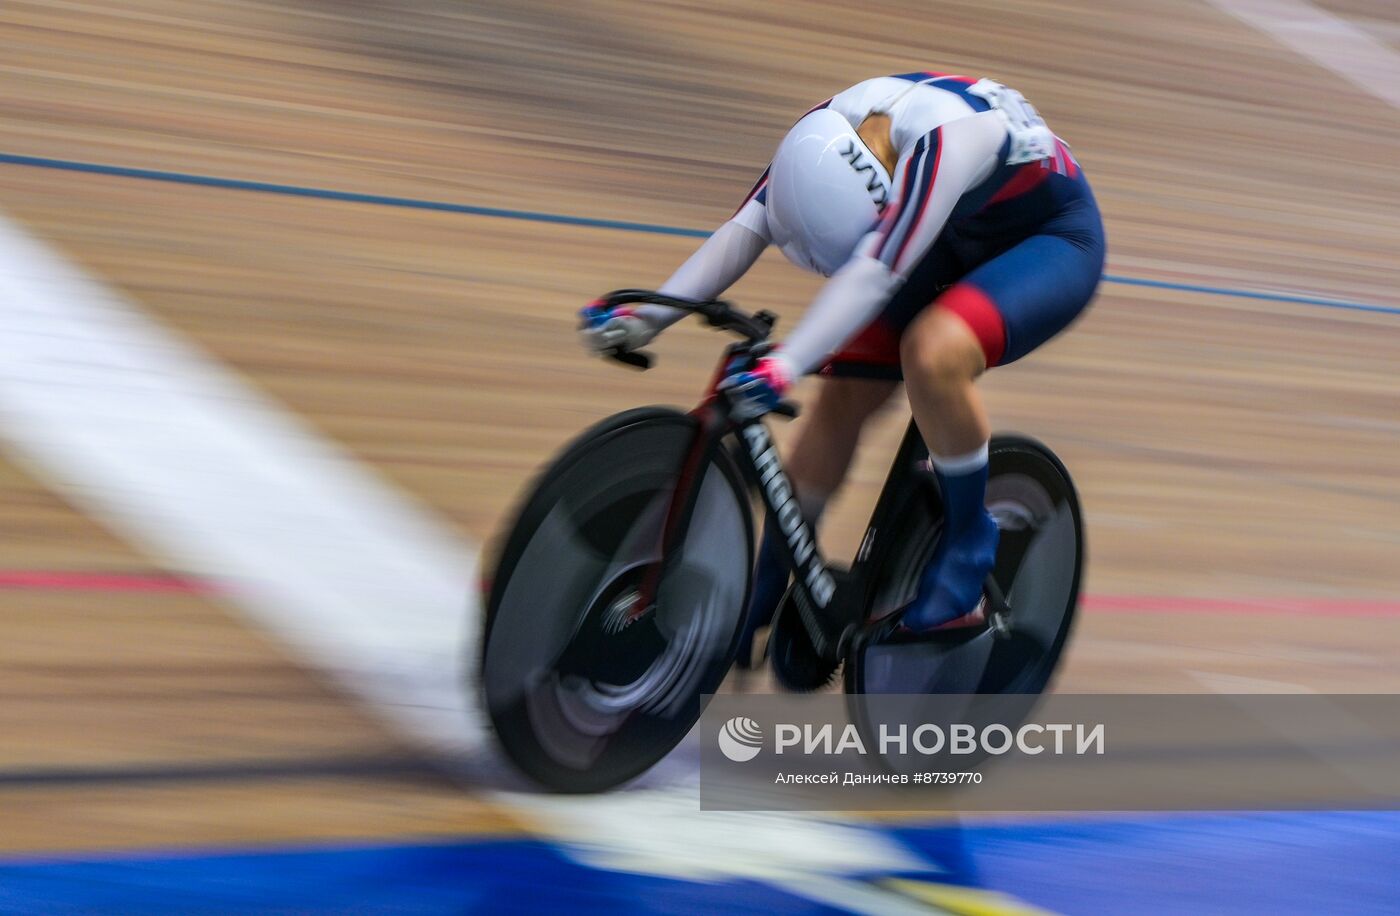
[1,0,1398,853]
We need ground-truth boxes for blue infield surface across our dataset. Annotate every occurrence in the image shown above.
[2,812,1397,914]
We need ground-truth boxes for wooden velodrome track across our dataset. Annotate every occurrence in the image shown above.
[1,0,1398,888]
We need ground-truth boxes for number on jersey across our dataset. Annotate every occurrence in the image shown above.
[968,79,1056,166]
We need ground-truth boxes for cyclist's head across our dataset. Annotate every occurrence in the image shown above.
[766,108,894,277]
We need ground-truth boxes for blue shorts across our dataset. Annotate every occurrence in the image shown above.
[824,166,1106,376]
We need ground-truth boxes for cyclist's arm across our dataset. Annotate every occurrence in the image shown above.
[633,170,773,329]
[775,112,1006,377]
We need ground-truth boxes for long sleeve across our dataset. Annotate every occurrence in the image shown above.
[774,253,899,375]
[634,186,772,330]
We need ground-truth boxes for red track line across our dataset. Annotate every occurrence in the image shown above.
[3,570,1399,618]
[1082,593,1400,617]
[0,570,211,594]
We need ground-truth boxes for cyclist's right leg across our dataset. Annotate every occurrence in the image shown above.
[736,375,897,666]
[735,240,958,666]
[899,191,1105,630]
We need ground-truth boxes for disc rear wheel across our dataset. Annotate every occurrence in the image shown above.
[846,434,1084,695]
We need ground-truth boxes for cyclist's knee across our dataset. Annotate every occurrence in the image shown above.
[900,306,988,390]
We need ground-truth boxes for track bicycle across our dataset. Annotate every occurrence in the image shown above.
[479,290,1083,792]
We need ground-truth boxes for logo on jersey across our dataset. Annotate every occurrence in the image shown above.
[839,139,889,213]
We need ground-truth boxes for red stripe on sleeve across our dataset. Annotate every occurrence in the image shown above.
[889,138,943,271]
[874,139,927,260]
[731,166,770,218]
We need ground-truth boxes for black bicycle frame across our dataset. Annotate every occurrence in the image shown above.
[595,289,938,659]
[739,408,943,656]
[729,411,851,657]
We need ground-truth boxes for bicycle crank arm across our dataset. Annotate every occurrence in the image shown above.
[982,575,1014,638]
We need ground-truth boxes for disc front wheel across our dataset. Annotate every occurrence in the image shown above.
[480,408,753,792]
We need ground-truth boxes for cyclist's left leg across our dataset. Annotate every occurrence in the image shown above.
[900,197,1105,630]
[785,375,901,511]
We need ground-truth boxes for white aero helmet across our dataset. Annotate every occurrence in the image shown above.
[765,108,894,277]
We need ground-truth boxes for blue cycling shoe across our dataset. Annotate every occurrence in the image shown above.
[902,507,1000,632]
[735,521,790,668]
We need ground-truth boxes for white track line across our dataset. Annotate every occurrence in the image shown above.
[0,212,481,754]
[1208,0,1400,112]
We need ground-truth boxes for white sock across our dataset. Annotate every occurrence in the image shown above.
[930,442,989,476]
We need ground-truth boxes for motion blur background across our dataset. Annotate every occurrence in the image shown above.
[2,0,1399,912]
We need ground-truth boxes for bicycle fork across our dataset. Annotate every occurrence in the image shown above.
[627,401,729,624]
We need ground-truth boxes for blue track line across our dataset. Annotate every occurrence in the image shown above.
[3,151,1395,316]
[1101,273,1400,316]
[0,153,710,239]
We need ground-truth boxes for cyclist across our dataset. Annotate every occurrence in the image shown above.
[580,72,1105,655]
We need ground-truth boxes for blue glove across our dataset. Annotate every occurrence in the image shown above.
[719,354,793,420]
